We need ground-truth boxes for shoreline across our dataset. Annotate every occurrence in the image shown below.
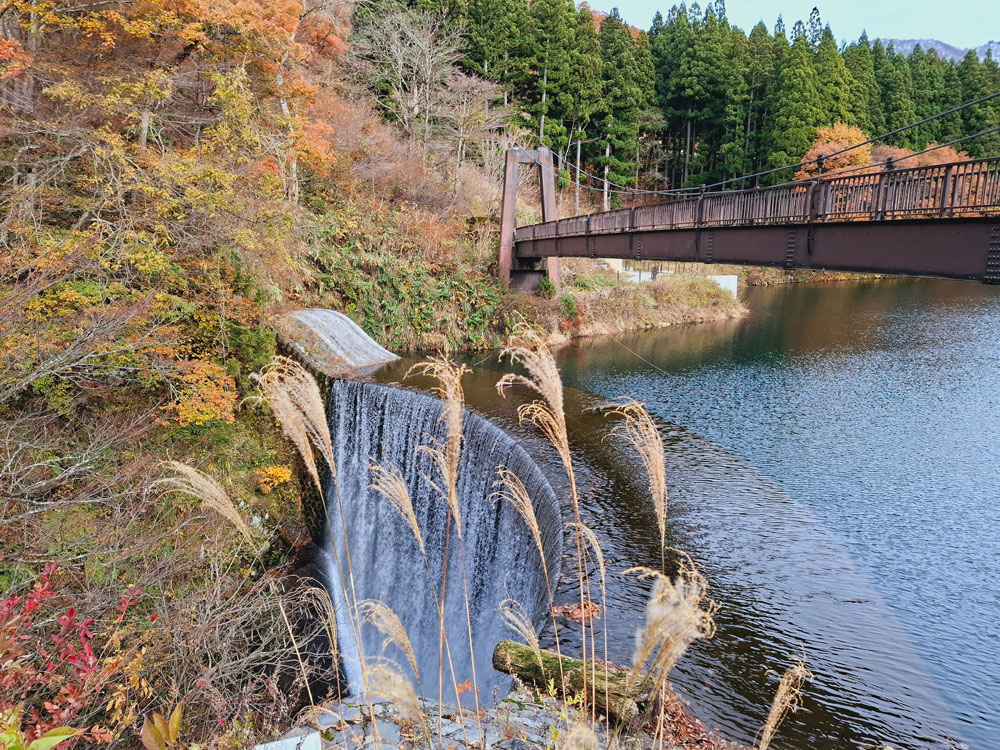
[287,682,738,750]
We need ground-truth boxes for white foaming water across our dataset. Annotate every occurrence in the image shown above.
[279,309,397,375]
[318,380,562,706]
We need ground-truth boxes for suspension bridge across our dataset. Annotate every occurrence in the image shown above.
[499,147,1000,290]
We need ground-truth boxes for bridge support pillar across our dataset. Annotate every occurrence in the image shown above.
[499,147,561,290]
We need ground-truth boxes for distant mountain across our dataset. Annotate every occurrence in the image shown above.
[879,38,1000,61]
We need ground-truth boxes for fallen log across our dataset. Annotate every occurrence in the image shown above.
[492,640,653,728]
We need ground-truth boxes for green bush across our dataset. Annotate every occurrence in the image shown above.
[559,293,579,319]
[538,275,556,299]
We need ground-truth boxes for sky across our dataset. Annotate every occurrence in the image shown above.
[609,0,1000,49]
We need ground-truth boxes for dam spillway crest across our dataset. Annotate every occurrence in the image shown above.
[317,379,562,705]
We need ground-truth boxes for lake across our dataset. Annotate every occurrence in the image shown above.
[378,277,1000,749]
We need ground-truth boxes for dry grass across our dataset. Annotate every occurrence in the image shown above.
[756,659,813,750]
[359,599,421,685]
[301,584,339,664]
[491,466,548,578]
[498,598,543,671]
[156,461,315,707]
[625,562,718,698]
[366,662,430,743]
[254,356,336,494]
[157,461,254,545]
[370,460,426,557]
[609,399,669,557]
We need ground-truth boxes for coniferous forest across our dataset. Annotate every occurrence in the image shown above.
[363,0,1000,191]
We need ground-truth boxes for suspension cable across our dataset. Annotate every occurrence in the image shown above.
[522,123,1000,218]
[678,90,1000,192]
[529,90,1000,198]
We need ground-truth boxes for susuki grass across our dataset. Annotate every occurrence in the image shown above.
[498,598,544,671]
[757,660,813,750]
[238,337,808,750]
[370,460,426,557]
[359,599,422,687]
[156,461,316,707]
[366,662,430,745]
[625,562,718,698]
[253,356,336,494]
[497,327,597,720]
[609,399,669,564]
[407,357,485,741]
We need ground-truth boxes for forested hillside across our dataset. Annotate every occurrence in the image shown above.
[385,0,1000,191]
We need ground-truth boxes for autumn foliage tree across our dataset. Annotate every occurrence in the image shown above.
[795,124,872,178]
[796,122,972,180]
[0,1,357,743]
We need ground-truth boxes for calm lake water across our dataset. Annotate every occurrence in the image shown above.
[378,278,1000,750]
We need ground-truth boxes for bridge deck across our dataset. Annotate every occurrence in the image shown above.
[512,157,1000,283]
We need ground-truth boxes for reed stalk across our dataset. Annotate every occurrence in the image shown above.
[498,327,596,721]
[254,358,382,744]
[407,357,485,743]
[608,399,668,568]
[490,467,567,691]
[757,659,812,750]
[368,458,472,748]
[567,522,609,722]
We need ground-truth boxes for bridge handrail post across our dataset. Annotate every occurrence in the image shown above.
[696,184,706,227]
[939,164,955,218]
[807,179,827,222]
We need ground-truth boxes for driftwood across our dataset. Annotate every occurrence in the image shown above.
[492,640,653,728]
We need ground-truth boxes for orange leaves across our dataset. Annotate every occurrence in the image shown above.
[193,0,303,48]
[0,38,28,79]
[294,117,338,175]
[797,123,973,180]
[872,142,972,167]
[167,359,237,427]
[796,124,872,178]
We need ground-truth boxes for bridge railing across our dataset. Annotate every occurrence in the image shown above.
[512,156,1000,243]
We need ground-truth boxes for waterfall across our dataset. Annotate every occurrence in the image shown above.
[276,309,398,376]
[318,380,562,706]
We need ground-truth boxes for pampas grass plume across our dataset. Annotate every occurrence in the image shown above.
[757,659,813,750]
[359,599,421,683]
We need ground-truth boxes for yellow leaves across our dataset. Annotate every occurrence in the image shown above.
[167,359,238,427]
[105,71,173,110]
[104,646,154,729]
[120,17,157,40]
[42,81,95,110]
[254,465,292,494]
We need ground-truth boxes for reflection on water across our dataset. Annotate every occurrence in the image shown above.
[375,278,1000,750]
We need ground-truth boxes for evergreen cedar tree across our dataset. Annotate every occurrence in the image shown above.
[375,0,1000,188]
